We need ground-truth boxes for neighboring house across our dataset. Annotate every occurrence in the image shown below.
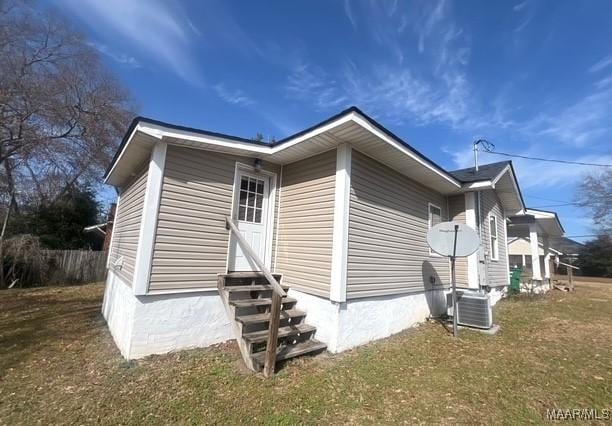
[101,106,553,366]
[506,209,565,291]
[84,203,116,251]
[508,234,580,280]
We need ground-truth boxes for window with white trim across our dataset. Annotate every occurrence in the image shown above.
[489,215,499,260]
[428,203,442,255]
[428,203,442,228]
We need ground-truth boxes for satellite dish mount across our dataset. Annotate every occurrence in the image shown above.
[427,222,480,338]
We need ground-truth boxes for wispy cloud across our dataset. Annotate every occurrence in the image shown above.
[57,0,202,85]
[522,86,612,147]
[589,55,612,73]
[594,76,612,89]
[286,0,475,129]
[343,0,357,29]
[213,84,255,107]
[514,15,533,32]
[285,62,473,128]
[286,63,348,110]
[513,1,528,12]
[87,41,140,68]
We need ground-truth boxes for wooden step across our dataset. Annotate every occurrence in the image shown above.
[224,285,289,293]
[243,324,316,344]
[221,272,282,279]
[236,309,305,325]
[251,340,327,366]
[230,297,297,308]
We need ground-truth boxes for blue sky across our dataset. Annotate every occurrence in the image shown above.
[50,0,612,241]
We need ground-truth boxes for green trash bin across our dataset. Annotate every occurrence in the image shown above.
[509,267,522,294]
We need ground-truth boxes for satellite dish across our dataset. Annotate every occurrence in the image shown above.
[427,222,480,258]
[427,222,481,339]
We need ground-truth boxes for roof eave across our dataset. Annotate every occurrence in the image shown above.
[104,107,463,191]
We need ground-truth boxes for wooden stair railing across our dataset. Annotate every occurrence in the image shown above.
[225,217,285,377]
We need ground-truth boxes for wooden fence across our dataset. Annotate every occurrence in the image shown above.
[43,250,108,284]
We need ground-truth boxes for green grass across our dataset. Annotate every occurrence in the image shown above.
[1,282,611,424]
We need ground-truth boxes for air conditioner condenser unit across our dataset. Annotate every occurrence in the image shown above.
[447,290,493,329]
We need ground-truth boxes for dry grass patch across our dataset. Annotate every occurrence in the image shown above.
[0,282,611,424]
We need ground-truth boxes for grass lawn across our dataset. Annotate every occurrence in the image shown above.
[1,282,611,424]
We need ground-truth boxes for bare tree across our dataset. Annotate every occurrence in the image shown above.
[0,1,134,287]
[576,168,612,233]
[0,1,134,206]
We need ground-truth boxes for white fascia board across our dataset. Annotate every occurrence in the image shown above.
[506,167,525,211]
[135,114,355,158]
[133,141,167,295]
[462,180,493,191]
[103,124,146,185]
[140,123,271,154]
[269,113,355,154]
[349,113,462,188]
[107,111,463,190]
[491,165,511,186]
[525,208,556,219]
[330,144,351,303]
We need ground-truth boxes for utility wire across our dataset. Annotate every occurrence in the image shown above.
[524,193,612,203]
[478,143,612,167]
[531,202,602,208]
[564,234,608,238]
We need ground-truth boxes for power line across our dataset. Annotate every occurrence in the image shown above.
[563,234,606,238]
[478,143,612,167]
[524,193,612,203]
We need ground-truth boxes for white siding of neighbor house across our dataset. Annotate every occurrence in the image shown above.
[148,146,280,292]
[275,150,336,298]
[448,194,469,287]
[346,150,450,299]
[479,189,508,287]
[109,166,148,286]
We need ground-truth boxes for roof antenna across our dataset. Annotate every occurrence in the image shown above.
[472,139,493,174]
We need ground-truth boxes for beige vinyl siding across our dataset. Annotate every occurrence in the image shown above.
[480,189,508,287]
[109,166,148,285]
[148,146,280,292]
[275,150,336,297]
[448,194,469,287]
[346,150,450,299]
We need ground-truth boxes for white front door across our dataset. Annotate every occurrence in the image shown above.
[229,170,272,271]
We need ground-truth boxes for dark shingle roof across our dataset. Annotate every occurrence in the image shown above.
[449,161,511,183]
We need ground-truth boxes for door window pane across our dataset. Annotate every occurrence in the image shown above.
[237,175,266,224]
[241,177,249,190]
